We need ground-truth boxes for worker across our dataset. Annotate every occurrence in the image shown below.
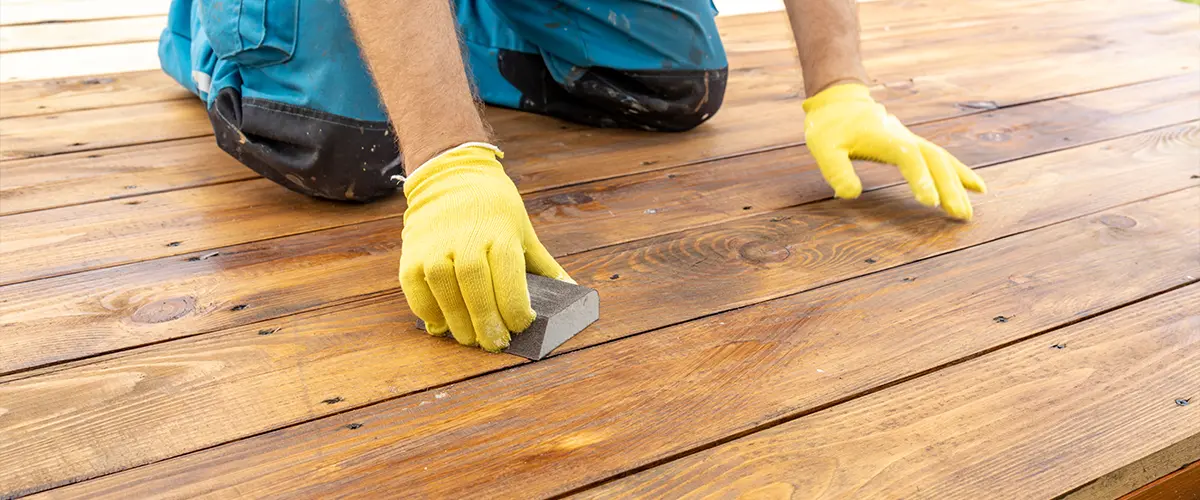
[159,0,986,352]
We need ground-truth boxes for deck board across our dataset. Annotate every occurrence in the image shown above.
[0,70,190,119]
[1,0,1198,497]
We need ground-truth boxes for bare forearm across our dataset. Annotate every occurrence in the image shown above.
[783,0,869,96]
[343,0,489,173]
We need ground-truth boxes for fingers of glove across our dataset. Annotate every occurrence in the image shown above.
[425,257,478,346]
[861,122,939,208]
[809,143,863,199]
[523,229,575,284]
[454,252,512,352]
[949,153,988,193]
[921,141,973,220]
[488,243,537,333]
[399,263,449,336]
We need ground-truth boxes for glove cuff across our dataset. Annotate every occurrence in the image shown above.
[802,83,873,113]
[402,142,506,199]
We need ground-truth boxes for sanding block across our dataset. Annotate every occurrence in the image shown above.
[416,273,599,360]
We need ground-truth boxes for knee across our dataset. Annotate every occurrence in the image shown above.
[571,67,728,132]
[208,87,404,203]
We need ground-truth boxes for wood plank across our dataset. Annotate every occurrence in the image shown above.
[1122,461,1200,500]
[1,137,252,216]
[4,130,1197,497]
[0,0,169,26]
[0,16,165,53]
[2,80,1194,372]
[0,41,161,83]
[22,185,1198,499]
[0,176,407,287]
[0,70,189,119]
[2,0,1192,159]
[0,91,209,161]
[581,286,1200,500]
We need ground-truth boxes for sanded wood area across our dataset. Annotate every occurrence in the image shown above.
[2,0,1199,498]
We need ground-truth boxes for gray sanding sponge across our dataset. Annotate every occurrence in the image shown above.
[416,273,599,360]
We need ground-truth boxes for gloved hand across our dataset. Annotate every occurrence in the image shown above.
[802,83,986,220]
[399,143,573,352]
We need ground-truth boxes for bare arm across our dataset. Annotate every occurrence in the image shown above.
[342,0,488,173]
[783,0,870,96]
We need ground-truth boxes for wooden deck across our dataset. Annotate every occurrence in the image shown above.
[1,0,1198,498]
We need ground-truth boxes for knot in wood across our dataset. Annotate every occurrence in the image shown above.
[738,240,791,265]
[1099,214,1136,229]
[545,192,594,206]
[131,297,196,324]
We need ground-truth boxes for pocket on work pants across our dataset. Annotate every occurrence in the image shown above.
[200,0,299,68]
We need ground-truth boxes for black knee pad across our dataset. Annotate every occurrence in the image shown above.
[569,66,728,132]
[498,50,727,132]
[208,87,404,203]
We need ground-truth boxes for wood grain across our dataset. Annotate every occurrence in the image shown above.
[0,177,407,286]
[2,85,1195,373]
[581,286,1200,500]
[24,187,1198,499]
[0,70,189,119]
[1,137,252,216]
[0,96,210,160]
[4,130,1197,497]
[0,16,165,53]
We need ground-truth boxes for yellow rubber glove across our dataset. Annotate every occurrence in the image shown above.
[803,83,987,220]
[399,143,573,352]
